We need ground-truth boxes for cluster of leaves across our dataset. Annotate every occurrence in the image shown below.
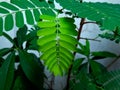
[99,27,120,43]
[0,26,45,90]
[37,15,78,76]
[0,0,55,35]
[1,0,120,90]
[69,40,118,90]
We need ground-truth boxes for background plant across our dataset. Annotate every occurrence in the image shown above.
[0,25,45,90]
[0,0,120,90]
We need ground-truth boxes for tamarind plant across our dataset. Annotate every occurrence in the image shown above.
[0,0,120,90]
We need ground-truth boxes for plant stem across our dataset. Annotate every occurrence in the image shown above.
[107,55,120,69]
[80,37,101,42]
[83,21,97,25]
[66,18,85,90]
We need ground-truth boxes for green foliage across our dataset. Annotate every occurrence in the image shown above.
[70,40,117,90]
[96,70,120,90]
[0,0,55,35]
[100,27,120,43]
[1,0,120,90]
[56,0,120,31]
[37,15,78,76]
[0,52,15,90]
[0,26,44,90]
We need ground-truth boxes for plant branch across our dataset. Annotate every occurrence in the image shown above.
[66,18,85,90]
[80,37,101,42]
[107,55,120,69]
[83,21,97,25]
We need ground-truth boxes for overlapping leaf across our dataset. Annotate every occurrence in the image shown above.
[96,70,120,90]
[56,0,120,31]
[0,0,55,35]
[37,15,78,76]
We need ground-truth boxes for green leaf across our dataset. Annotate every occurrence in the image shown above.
[90,60,106,76]
[12,76,27,90]
[16,25,27,48]
[0,48,12,57]
[15,12,24,27]
[72,58,84,74]
[0,2,19,11]
[11,0,27,9]
[0,7,9,14]
[37,15,77,76]
[0,18,3,35]
[12,65,41,90]
[0,0,55,34]
[92,51,117,60]
[56,0,120,30]
[0,52,15,90]
[85,40,90,57]
[33,9,41,22]
[25,10,34,25]
[96,70,120,90]
[5,14,13,31]
[0,57,4,67]
[18,50,44,89]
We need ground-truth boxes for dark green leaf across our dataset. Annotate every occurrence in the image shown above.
[72,58,84,74]
[11,0,27,9]
[90,60,106,77]
[18,50,44,89]
[0,52,15,90]
[0,7,9,14]
[0,18,3,35]
[5,14,14,31]
[85,40,90,57]
[0,57,4,67]
[0,2,19,11]
[16,25,27,48]
[0,48,12,57]
[16,12,24,27]
[25,10,34,25]
[92,51,117,60]
[56,0,120,30]
[33,9,41,22]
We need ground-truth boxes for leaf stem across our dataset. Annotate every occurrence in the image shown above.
[66,18,85,90]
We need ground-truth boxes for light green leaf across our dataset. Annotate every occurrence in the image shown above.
[37,34,56,46]
[37,27,56,36]
[37,15,77,76]
[60,34,78,45]
[0,52,15,90]
[40,15,55,20]
[38,21,56,28]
